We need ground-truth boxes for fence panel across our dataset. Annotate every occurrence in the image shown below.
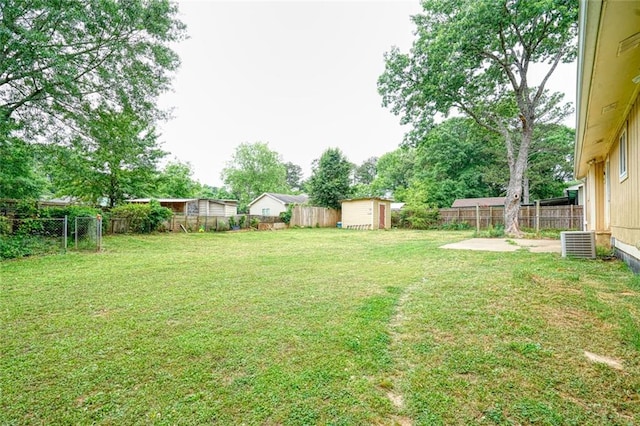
[1,218,66,258]
[73,217,102,251]
[1,216,103,259]
[437,205,583,231]
[290,206,339,228]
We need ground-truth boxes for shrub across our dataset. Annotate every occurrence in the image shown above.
[147,200,173,231]
[280,204,293,225]
[217,219,229,232]
[110,201,172,233]
[398,205,440,230]
[0,235,60,259]
[0,216,10,236]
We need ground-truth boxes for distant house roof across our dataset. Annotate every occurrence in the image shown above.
[451,197,506,208]
[248,193,308,207]
[340,197,393,203]
[391,202,405,211]
[129,198,197,203]
[128,198,238,205]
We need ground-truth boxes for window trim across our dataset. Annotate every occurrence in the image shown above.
[619,124,628,182]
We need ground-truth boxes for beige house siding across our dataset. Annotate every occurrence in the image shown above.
[610,95,640,249]
[575,0,640,270]
[248,195,285,216]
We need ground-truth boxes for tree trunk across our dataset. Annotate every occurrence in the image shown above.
[504,124,533,237]
[504,186,521,236]
[523,176,530,205]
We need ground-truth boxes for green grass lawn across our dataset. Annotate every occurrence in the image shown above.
[2,229,639,425]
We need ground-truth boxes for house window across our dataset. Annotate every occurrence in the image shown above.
[261,208,270,216]
[619,126,628,181]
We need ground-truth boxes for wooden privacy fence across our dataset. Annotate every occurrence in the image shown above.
[438,204,584,231]
[290,206,339,228]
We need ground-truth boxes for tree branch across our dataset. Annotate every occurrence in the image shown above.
[533,48,565,105]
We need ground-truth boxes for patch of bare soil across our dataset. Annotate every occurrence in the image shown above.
[584,351,624,370]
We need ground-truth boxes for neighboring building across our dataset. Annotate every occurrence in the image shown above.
[575,0,640,272]
[197,199,238,217]
[341,198,392,230]
[247,193,308,217]
[128,198,238,217]
[390,202,405,212]
[451,197,506,208]
[565,183,585,207]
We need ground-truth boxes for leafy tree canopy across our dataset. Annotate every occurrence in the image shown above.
[412,117,503,208]
[47,105,165,207]
[197,185,235,200]
[0,0,185,140]
[155,161,201,198]
[0,121,46,199]
[308,148,352,209]
[379,0,578,234]
[370,147,416,202]
[284,162,304,192]
[354,157,378,186]
[221,142,288,210]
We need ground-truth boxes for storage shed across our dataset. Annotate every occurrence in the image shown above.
[341,198,392,230]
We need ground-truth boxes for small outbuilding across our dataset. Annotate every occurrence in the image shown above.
[128,198,238,217]
[340,197,392,230]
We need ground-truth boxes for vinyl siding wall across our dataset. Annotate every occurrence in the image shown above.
[341,199,391,229]
[248,196,286,216]
[342,199,374,228]
[196,200,237,217]
[610,94,640,253]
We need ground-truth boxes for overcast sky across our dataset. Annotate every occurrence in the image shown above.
[158,0,576,187]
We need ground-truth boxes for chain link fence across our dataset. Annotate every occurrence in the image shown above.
[0,216,102,259]
[73,216,102,251]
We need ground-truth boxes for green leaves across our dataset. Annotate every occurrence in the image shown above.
[308,148,353,209]
[221,142,289,210]
[379,0,578,233]
[46,105,165,206]
[0,0,186,137]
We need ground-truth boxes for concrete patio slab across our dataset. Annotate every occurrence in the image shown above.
[441,238,561,253]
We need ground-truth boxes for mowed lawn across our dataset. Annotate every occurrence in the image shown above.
[2,229,639,425]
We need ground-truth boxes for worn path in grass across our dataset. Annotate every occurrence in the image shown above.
[1,229,639,425]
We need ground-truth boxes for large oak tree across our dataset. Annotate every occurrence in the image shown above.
[378,0,577,235]
[0,0,185,134]
[0,0,185,200]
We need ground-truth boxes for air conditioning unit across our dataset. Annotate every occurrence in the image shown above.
[561,231,596,259]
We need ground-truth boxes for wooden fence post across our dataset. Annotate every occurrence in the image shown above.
[535,200,540,234]
[570,204,574,229]
[476,204,480,232]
